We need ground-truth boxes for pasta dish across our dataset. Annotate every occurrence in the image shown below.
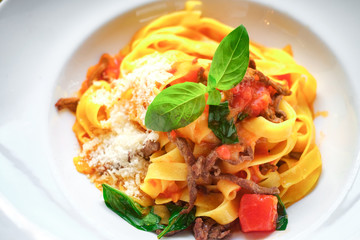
[56,2,321,239]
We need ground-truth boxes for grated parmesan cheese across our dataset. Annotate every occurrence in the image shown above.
[80,52,173,197]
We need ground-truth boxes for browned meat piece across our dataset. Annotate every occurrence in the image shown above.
[192,150,219,185]
[55,97,79,113]
[262,95,287,123]
[142,140,160,158]
[252,68,291,96]
[248,58,256,69]
[259,163,278,175]
[215,174,280,195]
[174,137,197,214]
[197,67,207,85]
[193,217,232,240]
[221,145,254,165]
[175,137,196,165]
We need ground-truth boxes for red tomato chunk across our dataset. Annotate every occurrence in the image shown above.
[239,194,278,233]
[229,80,272,117]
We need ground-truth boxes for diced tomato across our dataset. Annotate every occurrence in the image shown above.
[239,194,278,233]
[170,130,177,140]
[229,80,272,117]
[216,145,231,160]
[216,144,246,160]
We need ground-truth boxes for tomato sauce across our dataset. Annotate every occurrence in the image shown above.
[229,79,272,117]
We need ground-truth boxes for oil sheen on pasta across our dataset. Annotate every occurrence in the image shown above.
[70,1,321,229]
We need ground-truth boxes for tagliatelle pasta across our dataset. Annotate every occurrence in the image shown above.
[56,1,321,238]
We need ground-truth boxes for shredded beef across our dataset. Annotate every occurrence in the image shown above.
[55,97,79,113]
[262,95,287,123]
[142,140,160,159]
[175,137,196,165]
[192,150,219,185]
[253,69,291,96]
[173,137,197,213]
[215,174,280,195]
[197,67,207,85]
[259,162,278,175]
[193,217,232,240]
[221,145,254,165]
[248,58,256,69]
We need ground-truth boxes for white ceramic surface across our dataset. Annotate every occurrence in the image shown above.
[1,0,360,239]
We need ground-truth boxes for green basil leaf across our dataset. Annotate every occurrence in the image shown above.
[275,194,288,231]
[208,101,239,144]
[102,184,165,232]
[237,112,249,121]
[208,25,249,91]
[207,89,221,105]
[157,204,196,239]
[145,82,207,132]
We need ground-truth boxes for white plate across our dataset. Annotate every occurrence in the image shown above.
[1,0,360,239]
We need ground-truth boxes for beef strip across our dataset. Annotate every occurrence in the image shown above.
[248,58,256,69]
[173,137,197,214]
[142,140,160,159]
[192,150,219,185]
[197,67,207,85]
[259,162,278,175]
[193,217,232,240]
[55,97,79,113]
[221,145,254,165]
[251,68,291,96]
[215,174,280,195]
[262,95,287,123]
[175,137,196,165]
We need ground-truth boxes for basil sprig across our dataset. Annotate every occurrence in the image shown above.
[103,184,164,232]
[145,25,249,134]
[208,101,239,144]
[157,204,196,239]
[207,24,249,91]
[102,184,196,238]
[145,82,207,131]
[275,194,288,230]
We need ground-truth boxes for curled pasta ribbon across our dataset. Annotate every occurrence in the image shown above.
[217,179,241,201]
[181,189,238,224]
[76,81,111,137]
[242,100,296,143]
[140,161,187,200]
[196,197,240,225]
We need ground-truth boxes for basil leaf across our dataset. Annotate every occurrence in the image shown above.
[237,112,249,121]
[208,25,249,91]
[157,204,196,239]
[145,82,207,132]
[208,101,239,144]
[207,89,221,105]
[275,195,288,231]
[102,184,165,232]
